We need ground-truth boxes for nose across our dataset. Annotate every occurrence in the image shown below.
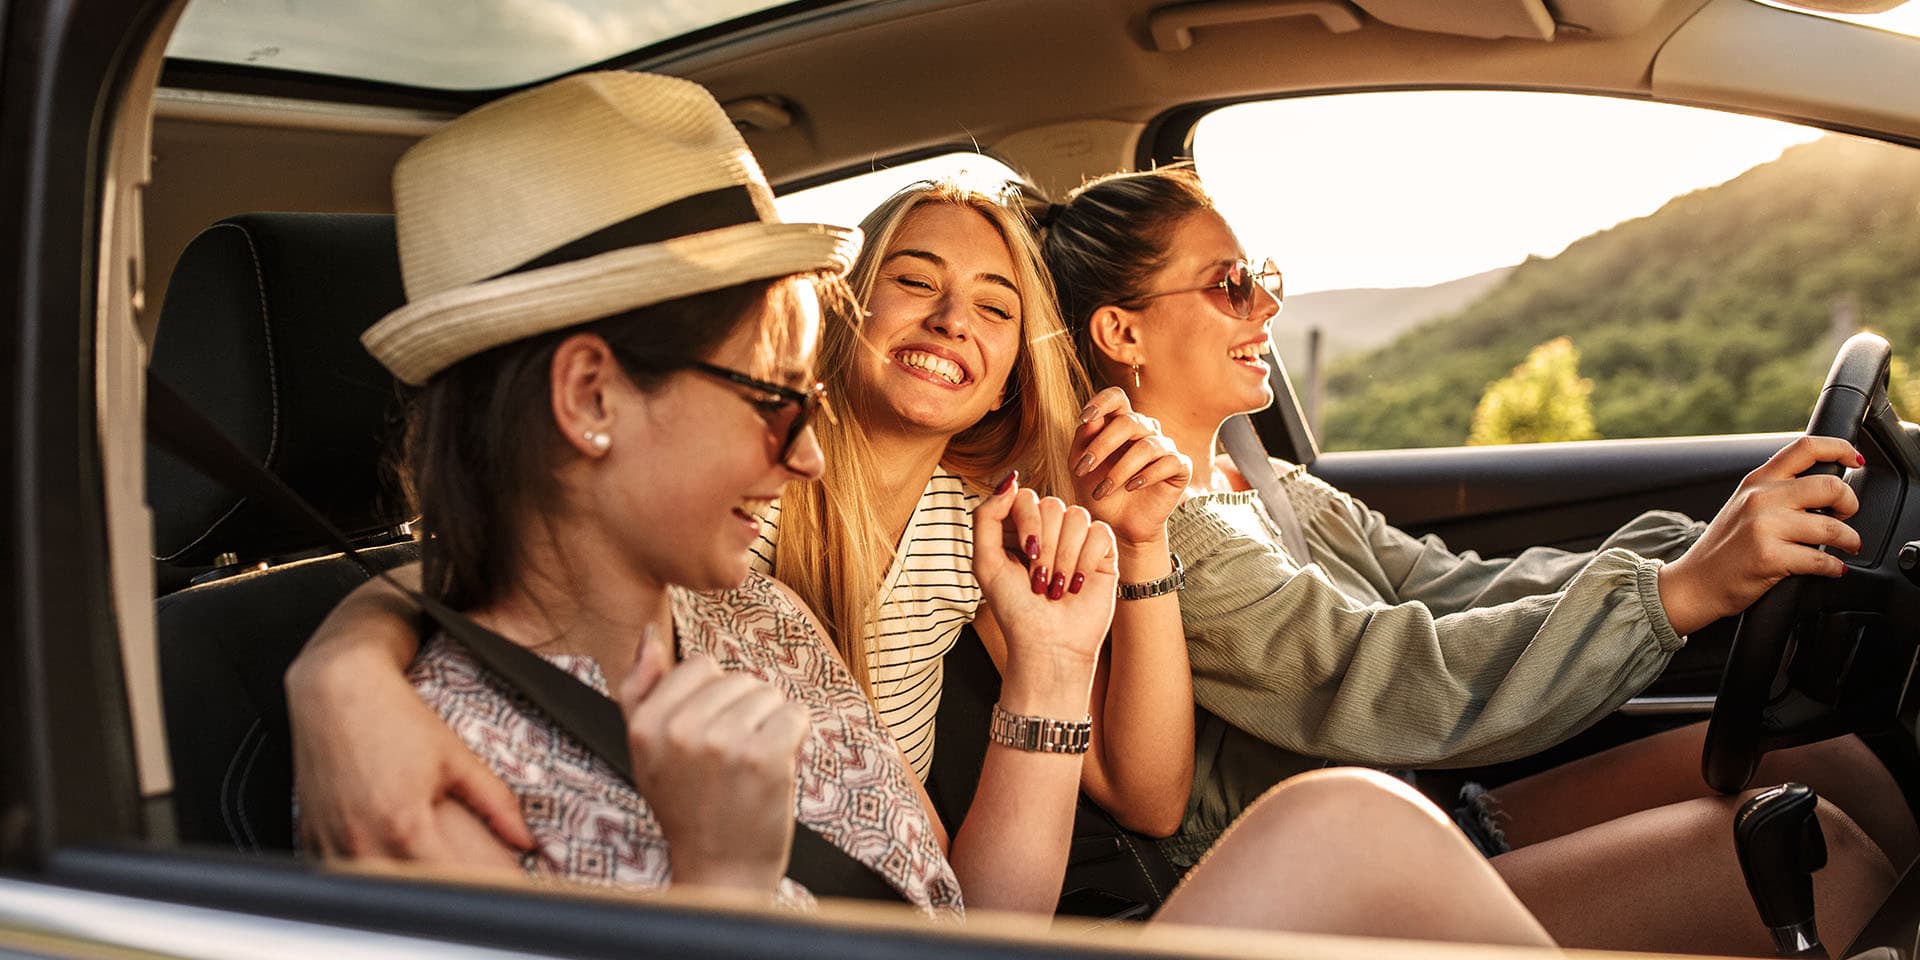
[924,292,971,340]
[1250,280,1282,323]
[784,423,826,481]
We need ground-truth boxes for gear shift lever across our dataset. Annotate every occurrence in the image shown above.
[1735,783,1829,958]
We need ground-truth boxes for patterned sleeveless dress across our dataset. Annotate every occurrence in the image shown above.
[408,573,964,918]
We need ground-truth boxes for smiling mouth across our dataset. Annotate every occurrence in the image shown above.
[731,497,776,527]
[1228,340,1271,369]
[892,349,969,386]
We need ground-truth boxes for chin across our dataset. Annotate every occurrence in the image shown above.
[666,552,754,595]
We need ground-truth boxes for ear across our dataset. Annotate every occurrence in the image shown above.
[1087,304,1145,369]
[550,333,624,458]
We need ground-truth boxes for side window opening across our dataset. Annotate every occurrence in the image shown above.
[1191,91,1920,451]
[775,151,1026,228]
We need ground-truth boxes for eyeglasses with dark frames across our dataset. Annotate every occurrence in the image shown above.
[687,361,832,468]
[1120,257,1284,320]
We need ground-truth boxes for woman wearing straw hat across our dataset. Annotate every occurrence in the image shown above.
[349,68,1116,914]
[300,70,1566,942]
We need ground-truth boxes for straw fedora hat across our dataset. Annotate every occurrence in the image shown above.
[362,71,860,385]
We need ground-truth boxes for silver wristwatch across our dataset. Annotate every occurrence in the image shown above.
[1116,551,1184,600]
[989,703,1092,754]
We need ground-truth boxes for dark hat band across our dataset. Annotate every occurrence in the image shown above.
[489,184,763,281]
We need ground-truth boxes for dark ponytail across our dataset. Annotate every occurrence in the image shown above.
[1041,166,1214,386]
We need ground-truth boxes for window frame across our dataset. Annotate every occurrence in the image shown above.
[1142,84,1920,459]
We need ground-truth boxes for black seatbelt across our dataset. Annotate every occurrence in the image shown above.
[147,378,906,904]
[1218,414,1313,564]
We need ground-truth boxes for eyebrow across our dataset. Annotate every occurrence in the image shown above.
[886,248,1021,297]
[1194,256,1240,279]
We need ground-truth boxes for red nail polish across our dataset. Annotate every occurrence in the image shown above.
[1857,454,1867,467]
[1048,572,1067,600]
[1069,573,1085,594]
[1024,535,1040,560]
[996,469,1018,494]
[1031,566,1049,594]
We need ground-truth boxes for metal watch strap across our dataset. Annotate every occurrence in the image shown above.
[1116,551,1184,600]
[988,703,1093,754]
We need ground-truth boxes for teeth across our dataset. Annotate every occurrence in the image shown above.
[896,350,964,384]
[1229,343,1268,361]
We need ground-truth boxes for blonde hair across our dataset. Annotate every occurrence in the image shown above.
[774,180,1088,693]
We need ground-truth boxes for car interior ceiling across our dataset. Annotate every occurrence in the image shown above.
[100,0,1920,950]
[139,0,1920,335]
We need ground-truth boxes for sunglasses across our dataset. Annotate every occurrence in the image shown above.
[688,362,831,468]
[1122,257,1284,320]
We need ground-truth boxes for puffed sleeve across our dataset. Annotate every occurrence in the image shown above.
[1170,493,1689,768]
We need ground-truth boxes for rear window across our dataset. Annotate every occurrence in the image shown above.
[775,152,1027,228]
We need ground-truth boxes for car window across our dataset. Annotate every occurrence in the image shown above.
[774,151,1026,229]
[1191,91,1920,451]
[165,0,801,90]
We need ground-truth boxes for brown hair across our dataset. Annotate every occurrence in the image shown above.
[1041,166,1213,387]
[773,180,1088,693]
[406,276,827,610]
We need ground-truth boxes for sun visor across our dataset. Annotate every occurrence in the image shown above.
[1351,0,1556,40]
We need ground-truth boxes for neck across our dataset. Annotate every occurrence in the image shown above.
[864,426,949,542]
[471,511,674,684]
[1131,388,1235,495]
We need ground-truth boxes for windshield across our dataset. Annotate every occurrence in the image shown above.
[165,0,805,90]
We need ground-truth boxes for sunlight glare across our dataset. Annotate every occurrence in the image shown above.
[1194,91,1824,295]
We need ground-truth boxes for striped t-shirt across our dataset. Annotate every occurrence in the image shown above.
[749,470,984,780]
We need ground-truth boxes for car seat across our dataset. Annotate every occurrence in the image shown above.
[151,213,420,852]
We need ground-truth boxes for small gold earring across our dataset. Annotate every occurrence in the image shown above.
[1131,364,1142,389]
[585,431,611,453]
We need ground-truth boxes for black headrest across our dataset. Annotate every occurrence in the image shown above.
[149,213,409,566]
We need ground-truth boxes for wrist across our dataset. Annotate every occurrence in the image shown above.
[669,858,785,897]
[1116,537,1172,574]
[1656,559,1713,636]
[998,648,1097,719]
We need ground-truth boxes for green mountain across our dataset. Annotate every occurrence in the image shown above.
[1320,135,1920,451]
[1275,265,1517,374]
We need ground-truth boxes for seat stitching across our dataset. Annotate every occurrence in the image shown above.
[234,725,269,851]
[219,718,263,850]
[155,221,282,562]
[1106,806,1164,901]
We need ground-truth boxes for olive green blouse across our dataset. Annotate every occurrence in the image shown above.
[1161,462,1705,866]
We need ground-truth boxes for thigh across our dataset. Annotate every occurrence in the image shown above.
[1491,793,1895,956]
[1491,722,1917,867]
[1156,768,1554,948]
[1491,721,1713,849]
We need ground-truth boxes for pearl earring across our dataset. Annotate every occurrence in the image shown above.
[585,431,611,453]
[1131,364,1142,389]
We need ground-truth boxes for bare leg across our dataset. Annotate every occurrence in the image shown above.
[1155,768,1554,948]
[1490,722,1918,866]
[1493,793,1896,956]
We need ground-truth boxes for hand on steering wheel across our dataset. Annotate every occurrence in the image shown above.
[1659,436,1864,637]
[1703,332,1898,794]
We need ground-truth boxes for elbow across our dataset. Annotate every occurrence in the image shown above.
[1114,808,1183,839]
[1102,785,1189,839]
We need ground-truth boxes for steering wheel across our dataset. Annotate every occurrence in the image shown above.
[1701,333,1897,793]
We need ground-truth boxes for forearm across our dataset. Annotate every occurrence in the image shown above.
[1079,539,1192,837]
[948,648,1093,914]
[1188,543,1681,768]
[288,562,428,690]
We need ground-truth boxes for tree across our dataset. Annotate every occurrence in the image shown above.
[1467,336,1601,446]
